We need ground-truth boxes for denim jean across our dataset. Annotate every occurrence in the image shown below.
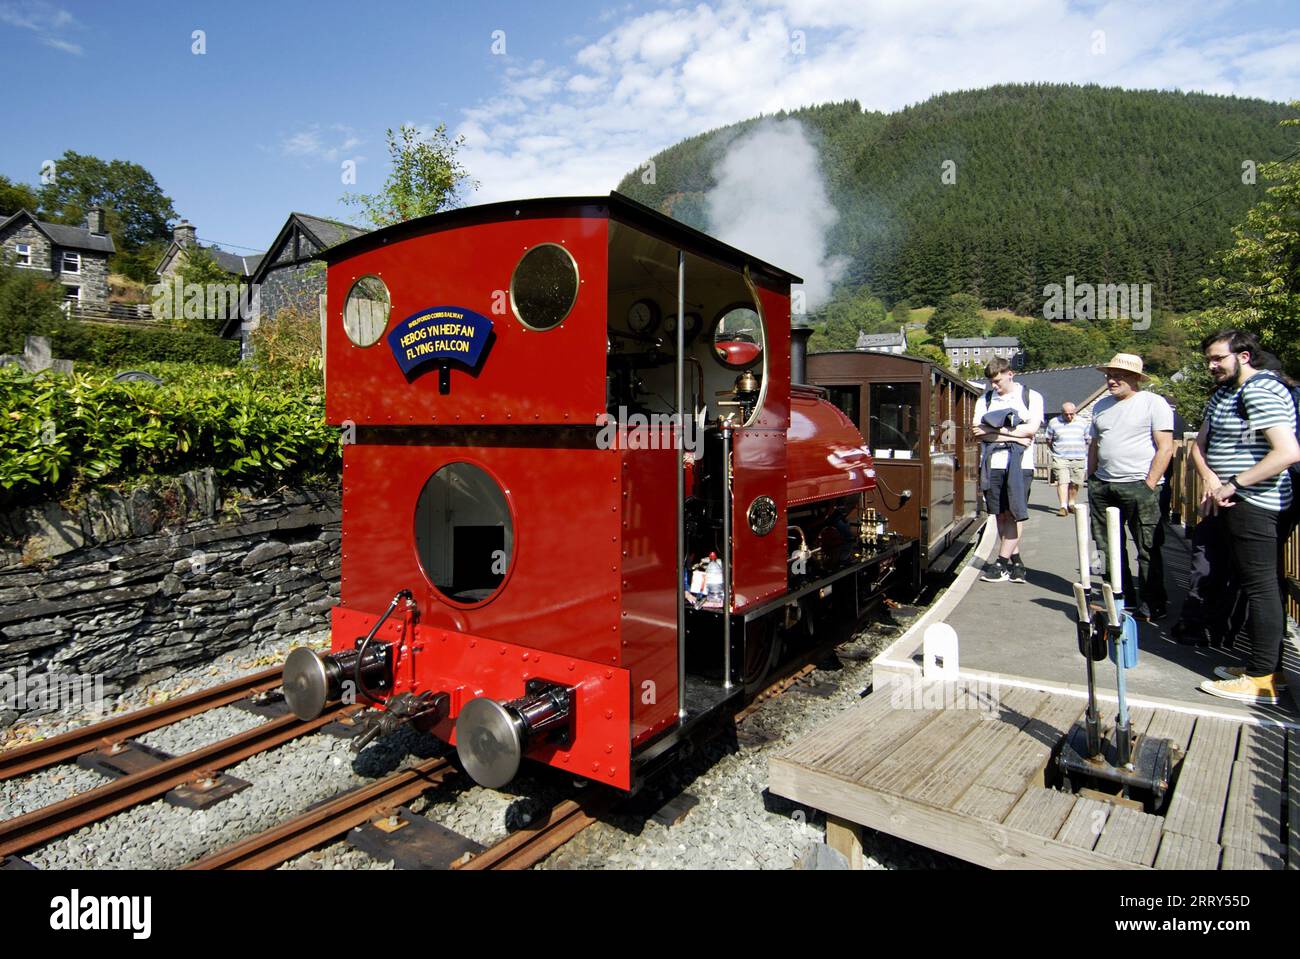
[1217,498,1287,676]
[1088,478,1167,610]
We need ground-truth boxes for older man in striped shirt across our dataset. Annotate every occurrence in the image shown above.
[1194,329,1300,705]
[1046,402,1089,516]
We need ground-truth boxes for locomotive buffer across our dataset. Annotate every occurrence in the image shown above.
[1056,506,1179,812]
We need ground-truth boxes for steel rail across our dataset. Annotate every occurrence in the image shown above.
[0,667,284,782]
[186,756,456,870]
[0,703,349,857]
[456,647,840,870]
[453,793,615,870]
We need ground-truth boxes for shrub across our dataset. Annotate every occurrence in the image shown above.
[0,265,72,353]
[0,363,337,509]
[50,323,239,366]
[250,305,322,373]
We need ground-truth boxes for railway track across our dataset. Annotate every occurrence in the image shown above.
[3,621,869,870]
[182,659,822,872]
[453,792,617,870]
[0,702,350,858]
[186,756,458,870]
[0,667,285,782]
[452,656,835,870]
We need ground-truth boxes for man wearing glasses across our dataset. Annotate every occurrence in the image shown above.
[1194,330,1300,705]
[1086,353,1174,622]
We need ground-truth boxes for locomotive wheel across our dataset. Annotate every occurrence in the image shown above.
[741,619,783,695]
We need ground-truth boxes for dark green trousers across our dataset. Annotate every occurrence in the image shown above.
[1088,478,1167,610]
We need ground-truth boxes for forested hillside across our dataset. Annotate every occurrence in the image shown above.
[617,85,1297,316]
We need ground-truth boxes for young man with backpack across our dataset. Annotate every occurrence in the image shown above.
[1195,330,1300,705]
[973,356,1044,584]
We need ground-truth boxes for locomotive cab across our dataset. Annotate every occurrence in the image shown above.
[281,193,899,793]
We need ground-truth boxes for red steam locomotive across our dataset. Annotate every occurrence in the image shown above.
[281,193,968,792]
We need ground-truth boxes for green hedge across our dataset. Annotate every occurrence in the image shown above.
[50,323,239,367]
[0,364,337,509]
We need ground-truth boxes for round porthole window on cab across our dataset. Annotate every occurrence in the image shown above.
[414,462,514,605]
[510,243,578,330]
[711,302,764,369]
[343,275,390,347]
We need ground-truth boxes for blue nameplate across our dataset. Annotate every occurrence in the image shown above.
[387,306,492,376]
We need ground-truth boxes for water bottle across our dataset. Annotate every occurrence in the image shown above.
[705,552,724,605]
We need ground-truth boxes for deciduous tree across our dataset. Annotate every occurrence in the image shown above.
[342,124,476,228]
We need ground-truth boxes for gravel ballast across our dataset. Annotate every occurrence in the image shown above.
[4,610,969,871]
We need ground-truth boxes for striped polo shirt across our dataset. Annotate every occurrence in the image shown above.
[1046,415,1090,459]
[1203,373,1297,512]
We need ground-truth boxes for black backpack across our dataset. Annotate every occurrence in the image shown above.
[982,382,1030,411]
[1214,371,1300,486]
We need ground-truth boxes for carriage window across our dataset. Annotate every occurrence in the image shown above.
[343,275,390,347]
[511,243,578,330]
[869,382,921,459]
[414,463,514,605]
[711,303,763,369]
[824,385,861,430]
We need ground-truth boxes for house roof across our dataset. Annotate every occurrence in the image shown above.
[209,247,263,276]
[944,336,1021,348]
[974,365,1108,415]
[856,330,905,348]
[154,239,263,279]
[1,210,116,254]
[293,213,367,250]
[249,212,369,285]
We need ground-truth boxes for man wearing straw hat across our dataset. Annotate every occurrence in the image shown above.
[1086,353,1174,621]
[1195,330,1300,705]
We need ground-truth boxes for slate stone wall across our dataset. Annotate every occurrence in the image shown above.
[0,476,340,728]
[258,262,324,324]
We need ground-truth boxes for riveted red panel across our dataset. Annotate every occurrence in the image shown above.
[730,428,789,612]
[325,216,608,427]
[340,443,624,667]
[749,283,791,432]
[330,607,632,790]
[618,447,679,747]
[787,388,875,506]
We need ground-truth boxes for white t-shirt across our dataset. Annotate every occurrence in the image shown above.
[973,384,1044,471]
[1090,390,1174,483]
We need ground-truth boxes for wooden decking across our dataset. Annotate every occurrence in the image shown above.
[769,678,1297,869]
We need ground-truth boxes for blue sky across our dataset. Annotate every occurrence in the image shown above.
[2,0,1298,256]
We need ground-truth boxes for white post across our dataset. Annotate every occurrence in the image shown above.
[1074,503,1091,591]
[1106,506,1122,597]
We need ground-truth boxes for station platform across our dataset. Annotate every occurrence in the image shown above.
[770,483,1299,869]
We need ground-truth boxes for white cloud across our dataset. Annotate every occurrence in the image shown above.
[446,0,1300,211]
[1,0,81,53]
[277,124,363,164]
[41,35,79,54]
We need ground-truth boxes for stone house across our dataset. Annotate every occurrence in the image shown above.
[248,212,367,322]
[0,207,115,307]
[155,219,264,284]
[943,335,1023,370]
[154,219,265,337]
[855,326,908,354]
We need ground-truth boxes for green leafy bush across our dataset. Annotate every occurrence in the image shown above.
[0,364,337,509]
[51,323,239,366]
[0,266,72,353]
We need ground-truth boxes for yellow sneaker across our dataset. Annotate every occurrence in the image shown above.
[1199,674,1281,705]
[1213,666,1288,691]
